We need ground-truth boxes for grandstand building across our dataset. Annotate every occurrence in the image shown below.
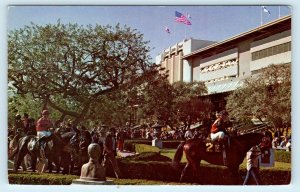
[156,15,291,111]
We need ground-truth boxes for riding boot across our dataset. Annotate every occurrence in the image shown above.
[40,148,46,160]
[36,148,47,173]
[220,139,227,166]
[222,149,227,166]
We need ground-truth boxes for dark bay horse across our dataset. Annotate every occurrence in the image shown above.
[13,132,67,173]
[172,133,263,184]
[59,130,92,175]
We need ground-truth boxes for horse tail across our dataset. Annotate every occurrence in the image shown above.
[9,144,19,159]
[172,141,185,168]
[8,135,21,159]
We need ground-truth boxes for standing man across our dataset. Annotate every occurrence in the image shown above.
[102,127,122,179]
[116,128,125,151]
[243,145,262,185]
[23,113,32,134]
[184,127,193,140]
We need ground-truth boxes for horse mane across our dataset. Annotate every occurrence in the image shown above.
[231,132,263,153]
[61,131,75,139]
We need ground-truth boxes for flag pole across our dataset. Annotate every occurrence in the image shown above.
[260,6,263,26]
[173,18,176,45]
[184,12,187,40]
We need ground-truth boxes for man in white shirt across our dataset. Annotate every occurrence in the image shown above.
[184,127,193,140]
[243,145,262,185]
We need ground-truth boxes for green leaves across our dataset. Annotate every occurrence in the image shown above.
[226,64,291,129]
[8,22,154,124]
[140,79,211,128]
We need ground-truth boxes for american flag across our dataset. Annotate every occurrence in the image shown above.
[175,11,192,25]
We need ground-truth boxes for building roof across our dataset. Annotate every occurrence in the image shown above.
[183,15,291,60]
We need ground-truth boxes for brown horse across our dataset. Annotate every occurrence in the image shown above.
[172,133,263,184]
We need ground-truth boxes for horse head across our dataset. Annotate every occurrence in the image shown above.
[79,130,92,150]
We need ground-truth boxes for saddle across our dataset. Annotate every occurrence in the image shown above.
[205,136,230,153]
[205,136,230,166]
[28,136,53,152]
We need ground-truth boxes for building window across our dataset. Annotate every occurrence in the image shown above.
[200,58,238,73]
[251,41,291,61]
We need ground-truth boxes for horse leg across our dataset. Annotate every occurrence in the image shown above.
[53,154,61,173]
[30,154,37,172]
[14,145,27,172]
[47,158,53,173]
[180,163,191,182]
[70,160,74,174]
[229,166,240,184]
[21,159,27,171]
[191,160,201,184]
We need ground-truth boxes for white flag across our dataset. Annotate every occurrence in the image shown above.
[165,26,171,34]
[262,6,271,15]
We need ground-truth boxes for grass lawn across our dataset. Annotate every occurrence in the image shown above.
[159,148,291,171]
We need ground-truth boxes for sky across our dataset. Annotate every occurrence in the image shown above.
[7,5,292,62]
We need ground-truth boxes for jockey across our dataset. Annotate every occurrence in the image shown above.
[210,111,228,145]
[36,110,53,159]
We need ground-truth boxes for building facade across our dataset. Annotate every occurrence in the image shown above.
[156,15,291,111]
[156,39,215,84]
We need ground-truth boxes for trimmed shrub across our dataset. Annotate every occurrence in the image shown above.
[135,144,159,154]
[9,161,290,185]
[8,171,78,185]
[124,139,184,152]
[275,150,291,163]
[124,140,152,152]
[124,152,171,162]
[106,160,291,185]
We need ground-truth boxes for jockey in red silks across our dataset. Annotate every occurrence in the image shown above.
[36,110,53,161]
[210,110,229,165]
[210,111,228,144]
[36,110,53,138]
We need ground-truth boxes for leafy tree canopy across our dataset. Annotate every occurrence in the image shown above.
[8,22,156,124]
[226,64,291,131]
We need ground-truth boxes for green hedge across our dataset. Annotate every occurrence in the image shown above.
[275,150,291,163]
[124,140,152,152]
[106,158,291,185]
[124,152,171,162]
[9,160,290,185]
[8,172,78,185]
[124,140,184,152]
[135,144,159,154]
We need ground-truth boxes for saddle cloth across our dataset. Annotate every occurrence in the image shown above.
[28,137,53,151]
